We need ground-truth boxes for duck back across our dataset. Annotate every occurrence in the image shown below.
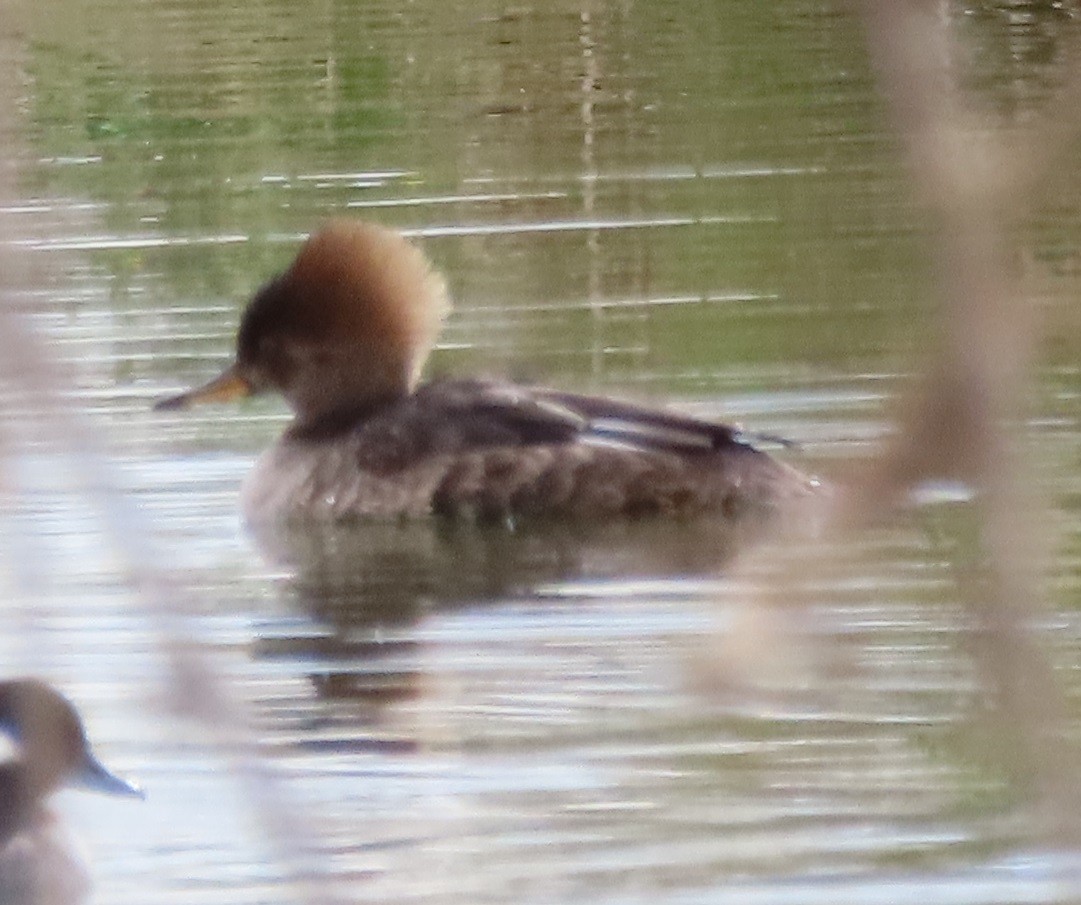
[241,379,814,523]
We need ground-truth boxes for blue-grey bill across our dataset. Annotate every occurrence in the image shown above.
[76,751,145,799]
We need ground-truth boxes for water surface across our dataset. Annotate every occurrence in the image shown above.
[3,1,1081,903]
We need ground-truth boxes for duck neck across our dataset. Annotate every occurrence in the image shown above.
[285,392,403,441]
[0,762,49,846]
[275,337,424,434]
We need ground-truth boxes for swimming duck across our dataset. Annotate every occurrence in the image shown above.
[0,679,143,905]
[156,220,814,523]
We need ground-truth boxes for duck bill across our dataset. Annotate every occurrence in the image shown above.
[155,364,253,411]
[76,751,145,799]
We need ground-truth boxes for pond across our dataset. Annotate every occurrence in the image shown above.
[2,1,1081,903]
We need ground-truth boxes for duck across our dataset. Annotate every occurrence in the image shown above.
[0,679,143,905]
[156,219,815,523]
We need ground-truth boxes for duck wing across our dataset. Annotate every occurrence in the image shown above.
[404,380,803,520]
[408,378,759,456]
[413,379,588,447]
[530,387,744,454]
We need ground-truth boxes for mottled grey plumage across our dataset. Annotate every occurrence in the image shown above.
[241,377,813,522]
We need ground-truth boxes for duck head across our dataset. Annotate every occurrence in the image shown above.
[0,679,143,805]
[156,220,450,429]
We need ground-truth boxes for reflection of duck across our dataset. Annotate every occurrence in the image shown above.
[0,679,143,905]
[253,516,760,628]
[157,220,815,523]
[250,515,764,730]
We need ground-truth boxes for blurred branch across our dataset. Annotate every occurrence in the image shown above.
[707,0,1081,843]
[863,0,1081,213]
[852,0,1081,838]
[0,10,344,902]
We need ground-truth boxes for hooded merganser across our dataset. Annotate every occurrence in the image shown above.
[156,220,814,523]
[0,679,143,905]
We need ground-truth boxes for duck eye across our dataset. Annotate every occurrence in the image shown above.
[0,713,19,742]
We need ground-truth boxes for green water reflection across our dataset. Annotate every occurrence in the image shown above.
[21,1,1081,394]
[18,1,913,388]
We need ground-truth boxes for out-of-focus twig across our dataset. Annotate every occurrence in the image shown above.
[706,0,1081,843]
[850,0,1081,839]
[0,8,345,903]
